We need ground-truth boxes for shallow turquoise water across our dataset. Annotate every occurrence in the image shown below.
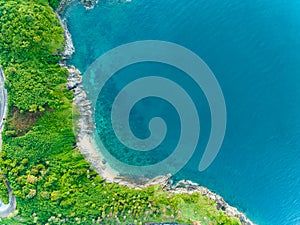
[63,0,300,224]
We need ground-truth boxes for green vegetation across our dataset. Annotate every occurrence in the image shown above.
[0,0,65,112]
[0,180,9,204]
[48,0,61,9]
[0,0,241,224]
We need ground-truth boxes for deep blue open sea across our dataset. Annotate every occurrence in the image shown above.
[63,0,300,224]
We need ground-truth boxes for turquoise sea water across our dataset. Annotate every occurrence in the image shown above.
[63,0,300,224]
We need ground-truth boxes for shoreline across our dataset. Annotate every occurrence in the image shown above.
[57,4,255,225]
[68,66,119,182]
[56,12,119,182]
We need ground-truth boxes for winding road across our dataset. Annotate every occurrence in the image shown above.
[0,67,16,218]
[0,181,16,218]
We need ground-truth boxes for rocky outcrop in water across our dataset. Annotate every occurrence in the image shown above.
[56,0,98,14]
[80,0,99,9]
[56,0,73,14]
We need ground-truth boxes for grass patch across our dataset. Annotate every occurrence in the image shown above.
[5,107,44,137]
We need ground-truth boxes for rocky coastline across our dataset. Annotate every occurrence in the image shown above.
[56,0,98,14]
[66,65,119,181]
[56,3,255,225]
[56,10,119,181]
[114,175,255,225]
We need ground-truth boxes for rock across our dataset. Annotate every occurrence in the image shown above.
[80,0,98,9]
[56,0,98,14]
[78,100,91,107]
[144,174,173,189]
[113,176,142,189]
[55,14,75,59]
[56,0,74,15]
[67,67,82,90]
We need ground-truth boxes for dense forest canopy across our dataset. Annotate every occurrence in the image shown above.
[0,0,66,112]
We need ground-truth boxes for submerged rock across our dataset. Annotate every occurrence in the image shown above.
[80,0,99,9]
[56,0,99,14]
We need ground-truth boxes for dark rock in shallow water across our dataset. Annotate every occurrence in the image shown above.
[80,0,98,9]
[56,0,98,14]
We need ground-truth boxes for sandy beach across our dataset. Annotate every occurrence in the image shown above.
[77,133,119,182]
